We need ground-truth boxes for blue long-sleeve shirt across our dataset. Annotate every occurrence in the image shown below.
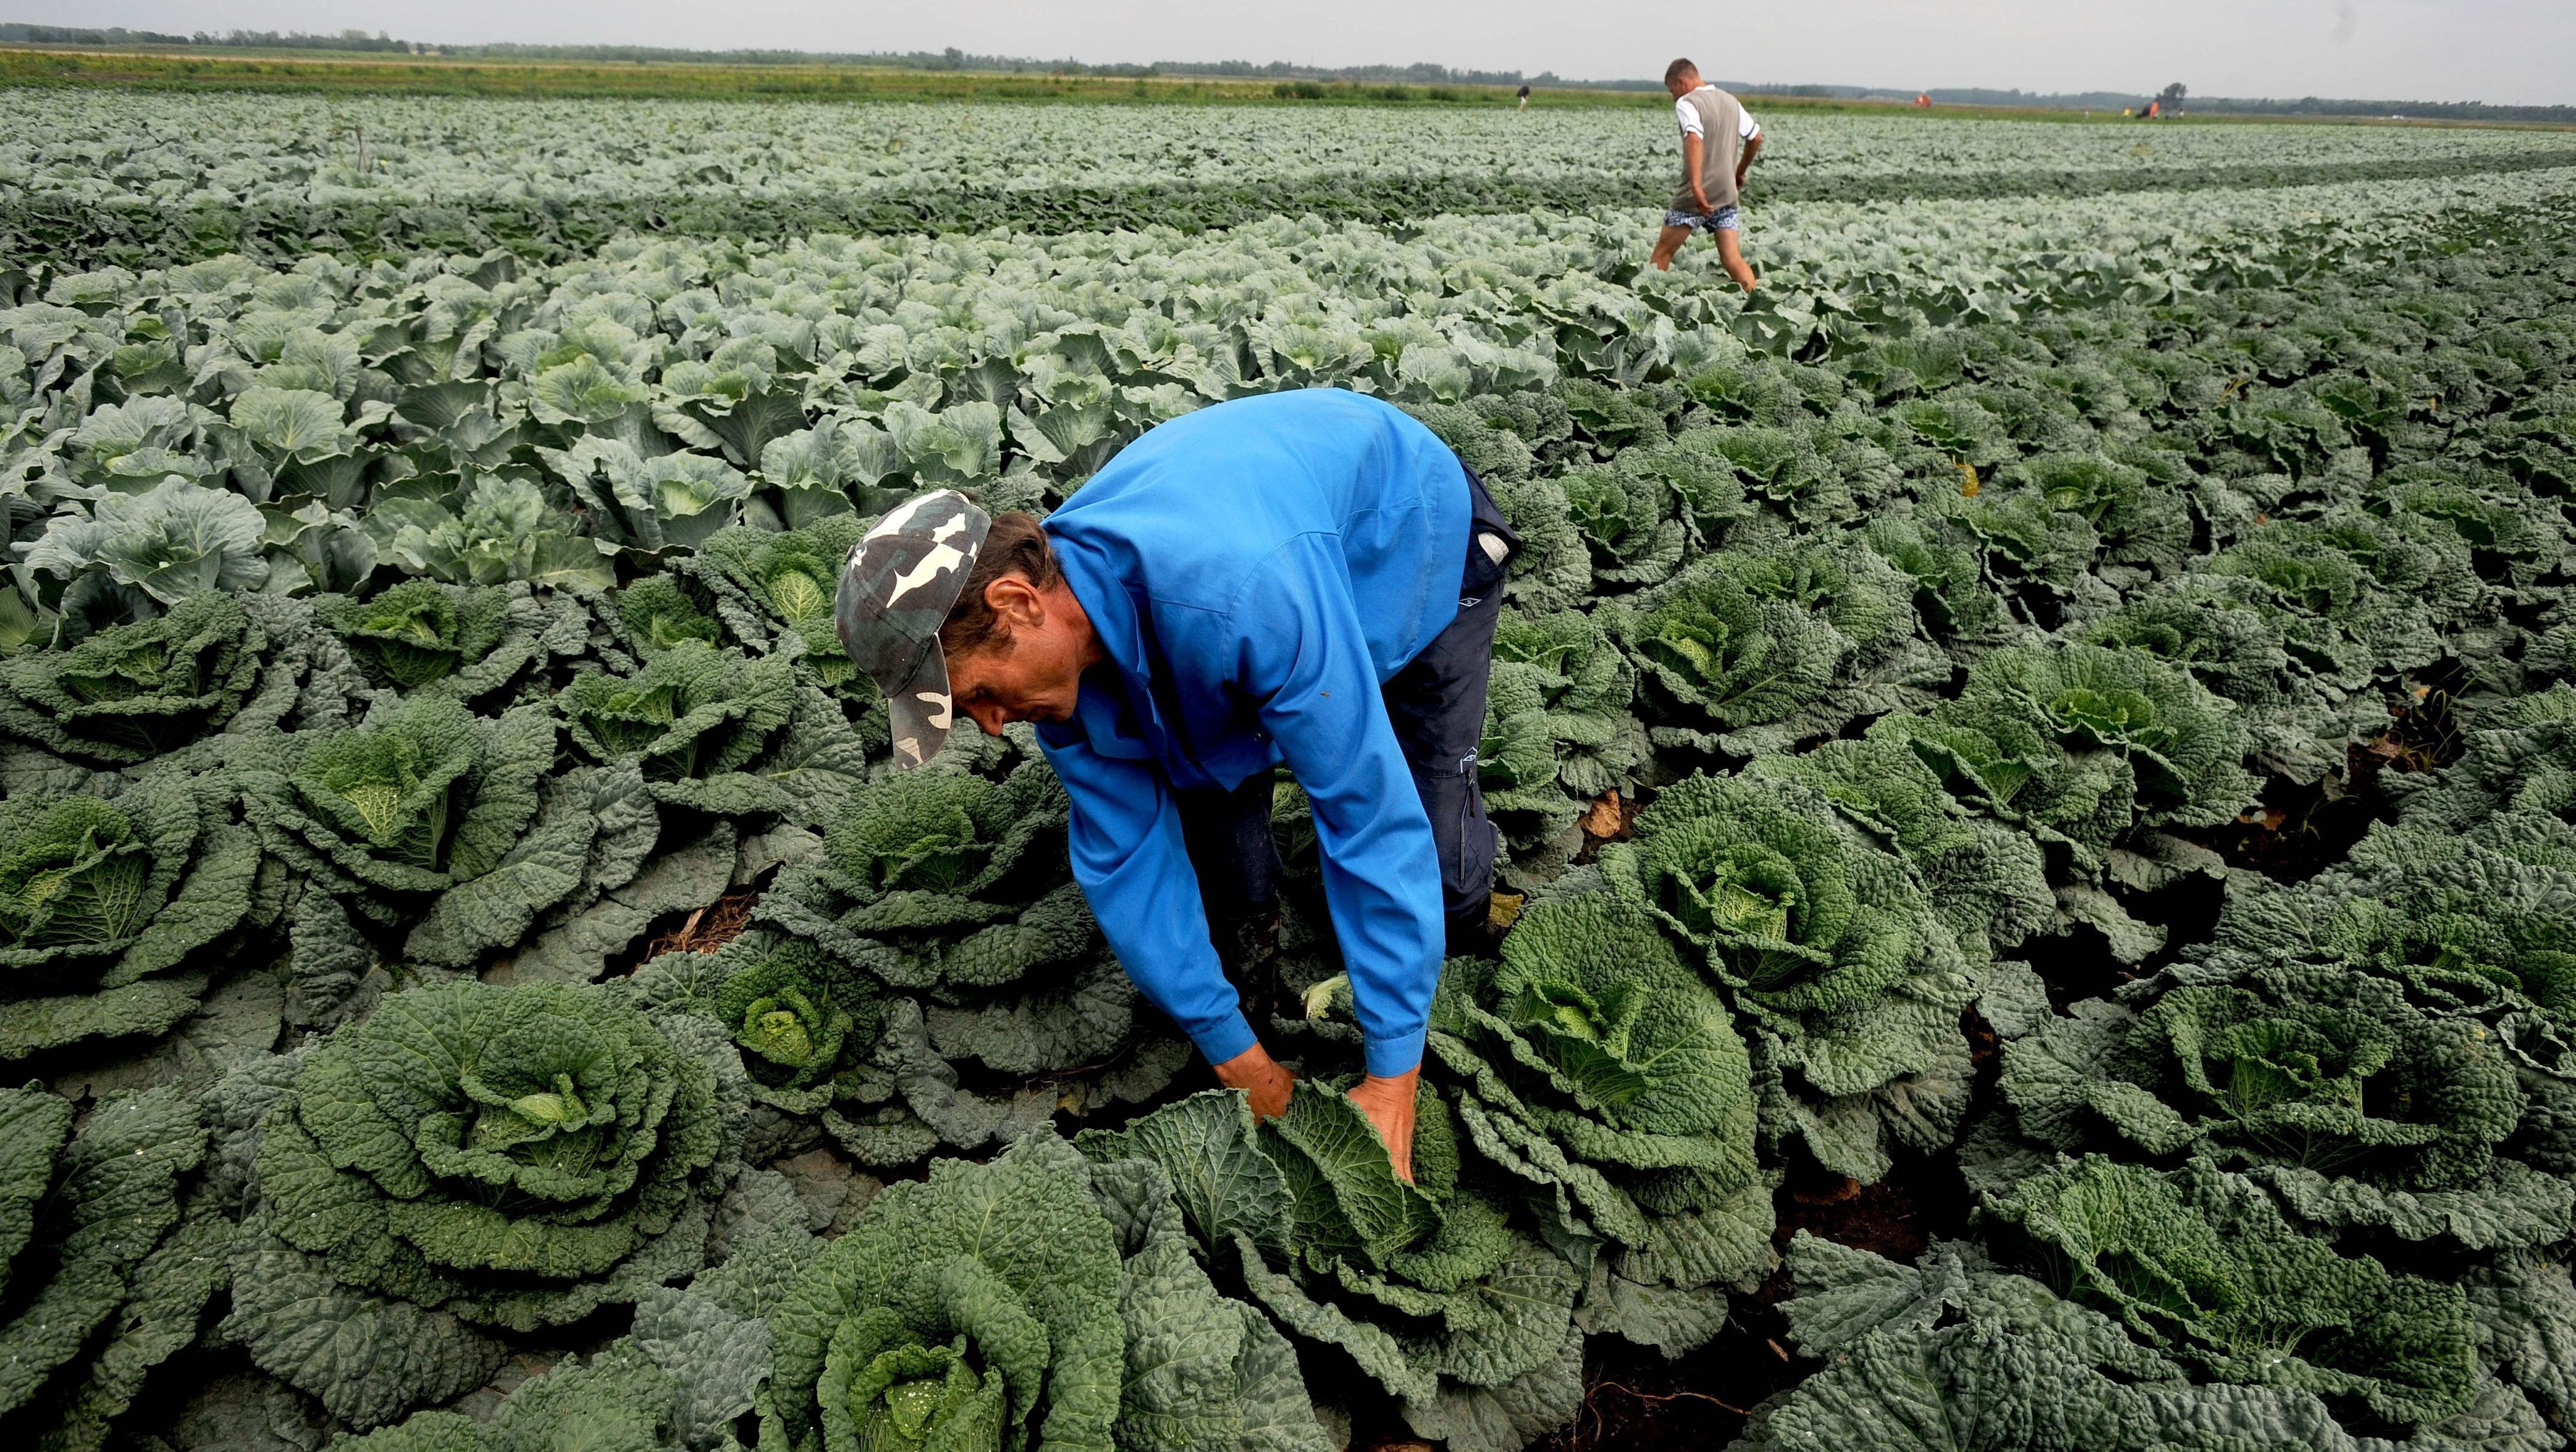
[1034,388,1470,1078]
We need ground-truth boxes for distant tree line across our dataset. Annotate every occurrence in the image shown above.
[0,25,1657,87]
[0,24,421,52]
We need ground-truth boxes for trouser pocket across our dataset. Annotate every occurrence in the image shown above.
[1407,751,1499,931]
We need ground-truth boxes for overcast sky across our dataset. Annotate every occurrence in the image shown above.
[63,0,2575,106]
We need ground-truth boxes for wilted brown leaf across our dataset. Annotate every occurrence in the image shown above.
[1580,789,1626,840]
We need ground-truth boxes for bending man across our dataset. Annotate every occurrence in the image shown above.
[833,389,1516,1181]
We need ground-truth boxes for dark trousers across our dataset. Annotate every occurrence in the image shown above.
[1176,464,1517,1004]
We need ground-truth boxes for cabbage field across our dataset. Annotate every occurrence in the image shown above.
[3,90,2576,1452]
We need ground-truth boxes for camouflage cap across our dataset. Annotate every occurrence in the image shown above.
[833,489,991,768]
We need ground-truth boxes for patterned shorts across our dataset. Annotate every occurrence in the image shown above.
[1664,204,1743,232]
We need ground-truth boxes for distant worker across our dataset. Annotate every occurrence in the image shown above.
[2146,98,2162,119]
[1650,57,1761,292]
[1915,92,1931,108]
[1518,82,1531,109]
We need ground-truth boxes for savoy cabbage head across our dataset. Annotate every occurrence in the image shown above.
[227,979,744,1425]
[1914,480,2123,624]
[559,642,869,825]
[1085,1086,1585,1452]
[1606,772,1976,1178]
[1683,422,1848,523]
[1887,642,2257,870]
[2069,573,2384,783]
[689,514,867,690]
[1746,733,2055,963]
[760,756,1088,991]
[631,929,885,1118]
[1478,607,1639,862]
[763,1127,1122,1452]
[1623,537,1941,755]
[1984,1155,2480,1430]
[614,573,726,657]
[2202,508,2486,689]
[765,1127,1330,1452]
[757,752,1179,1162]
[312,579,588,706]
[1557,457,1689,589]
[242,694,658,969]
[1424,892,1774,1348]
[0,771,263,1062]
[2078,576,2294,710]
[0,592,298,771]
[1992,450,2192,576]
[2000,962,2558,1248]
[0,1082,224,1452]
[1860,514,2014,647]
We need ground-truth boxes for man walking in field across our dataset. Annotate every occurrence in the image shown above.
[832,390,1518,1186]
[1652,57,1762,290]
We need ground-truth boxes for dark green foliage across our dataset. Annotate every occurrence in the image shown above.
[1084,1086,1585,1451]
[0,1083,221,1452]
[0,771,262,1061]
[1623,537,1939,753]
[613,574,723,655]
[1426,893,1774,1329]
[0,592,285,767]
[13,107,2576,1452]
[1987,1156,2480,1429]
[691,514,868,689]
[632,930,885,1115]
[313,581,512,692]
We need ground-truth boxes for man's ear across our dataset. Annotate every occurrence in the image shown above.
[983,573,1048,630]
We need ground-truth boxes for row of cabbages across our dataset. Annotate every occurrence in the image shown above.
[11,166,2573,651]
[11,166,2575,655]
[0,193,2573,1451]
[21,91,2552,213]
[11,91,2574,275]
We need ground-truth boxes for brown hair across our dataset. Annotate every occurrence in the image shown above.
[1664,57,1698,85]
[938,511,1060,660]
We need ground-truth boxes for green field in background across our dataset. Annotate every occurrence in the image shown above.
[0,44,2399,122]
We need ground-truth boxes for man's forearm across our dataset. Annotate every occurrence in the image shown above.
[1683,132,1709,209]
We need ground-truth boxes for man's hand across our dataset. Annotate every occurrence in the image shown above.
[1346,1068,1421,1185]
[1213,1041,1296,1120]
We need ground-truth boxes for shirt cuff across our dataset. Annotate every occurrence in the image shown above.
[1363,1027,1427,1079]
[1195,1008,1260,1070]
